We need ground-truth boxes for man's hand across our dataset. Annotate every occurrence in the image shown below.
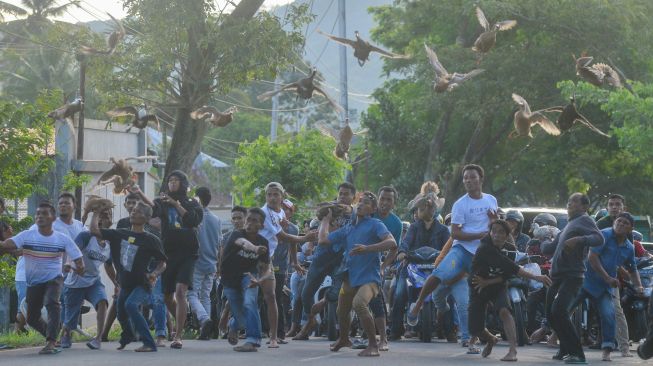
[73,264,85,275]
[304,230,318,242]
[63,264,72,273]
[129,185,144,196]
[280,218,290,230]
[535,274,553,287]
[113,284,120,298]
[293,262,306,276]
[350,244,368,256]
[246,273,259,288]
[487,209,499,222]
[471,275,491,293]
[146,272,158,286]
[256,245,268,256]
[476,231,489,240]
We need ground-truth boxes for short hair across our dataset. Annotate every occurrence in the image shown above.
[231,206,247,215]
[462,164,484,179]
[378,186,398,201]
[247,207,266,222]
[264,182,285,194]
[608,194,625,204]
[38,201,57,216]
[572,192,590,206]
[337,182,356,195]
[491,219,512,236]
[195,186,211,207]
[58,192,76,206]
[133,201,152,220]
[616,212,635,226]
[416,196,437,213]
[125,192,140,202]
[360,191,378,208]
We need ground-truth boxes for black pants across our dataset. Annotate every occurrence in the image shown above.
[275,272,286,338]
[527,287,547,333]
[26,277,63,342]
[638,288,653,358]
[546,277,584,358]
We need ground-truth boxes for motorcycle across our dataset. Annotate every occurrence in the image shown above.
[406,246,440,342]
[622,257,653,342]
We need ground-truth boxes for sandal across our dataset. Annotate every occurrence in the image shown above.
[228,329,239,346]
[135,345,156,352]
[38,346,61,355]
[467,345,481,354]
[170,340,183,349]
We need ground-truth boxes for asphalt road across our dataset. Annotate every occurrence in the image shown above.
[0,338,647,365]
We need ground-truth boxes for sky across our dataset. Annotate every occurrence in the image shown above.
[2,0,295,23]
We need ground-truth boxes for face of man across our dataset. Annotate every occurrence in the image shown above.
[337,187,355,205]
[35,206,56,228]
[490,223,509,248]
[567,193,586,217]
[124,198,139,214]
[462,169,482,194]
[282,206,293,219]
[129,206,149,225]
[245,213,264,234]
[167,175,181,193]
[378,191,396,216]
[417,205,435,222]
[506,219,519,233]
[607,198,624,218]
[98,210,113,229]
[265,189,283,210]
[356,196,376,217]
[1,225,13,240]
[613,217,633,236]
[58,197,75,218]
[232,211,245,230]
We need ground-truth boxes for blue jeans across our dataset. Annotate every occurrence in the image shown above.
[577,288,617,350]
[117,286,156,350]
[149,278,167,338]
[63,280,108,330]
[300,251,343,319]
[188,269,215,324]
[433,278,470,342]
[290,271,306,325]
[430,245,474,283]
[223,275,261,345]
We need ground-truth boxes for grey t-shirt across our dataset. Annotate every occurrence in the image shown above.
[544,213,604,280]
[65,232,111,288]
[272,222,298,275]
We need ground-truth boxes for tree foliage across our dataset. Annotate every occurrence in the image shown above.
[363,0,653,212]
[233,130,349,207]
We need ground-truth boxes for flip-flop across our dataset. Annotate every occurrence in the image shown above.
[267,342,280,349]
[38,346,61,355]
[135,346,156,352]
[482,337,498,358]
[228,329,239,346]
[467,346,481,354]
[501,357,518,362]
[170,340,183,349]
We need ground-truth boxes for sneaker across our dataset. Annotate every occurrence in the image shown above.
[407,303,418,327]
[198,320,212,340]
[86,338,101,350]
[352,339,368,349]
[60,334,72,349]
[552,351,569,360]
[564,355,587,364]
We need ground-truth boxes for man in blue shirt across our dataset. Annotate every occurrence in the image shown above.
[389,195,450,340]
[319,192,396,357]
[581,212,642,361]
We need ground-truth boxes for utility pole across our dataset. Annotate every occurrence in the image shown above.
[270,75,281,141]
[338,0,348,127]
[74,52,87,220]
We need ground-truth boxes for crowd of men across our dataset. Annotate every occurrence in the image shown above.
[1,165,653,363]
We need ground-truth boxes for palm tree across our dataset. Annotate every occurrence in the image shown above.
[0,0,80,31]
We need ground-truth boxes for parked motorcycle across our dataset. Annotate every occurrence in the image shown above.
[406,246,440,342]
[622,257,653,342]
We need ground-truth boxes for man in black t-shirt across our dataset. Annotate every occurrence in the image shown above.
[221,208,270,352]
[90,202,167,352]
[467,220,550,361]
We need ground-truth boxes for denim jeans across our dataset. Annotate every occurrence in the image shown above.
[546,277,584,358]
[433,277,470,342]
[117,286,156,349]
[150,278,167,338]
[390,268,408,336]
[188,269,215,324]
[300,251,343,319]
[576,288,617,350]
[290,272,306,325]
[223,275,261,345]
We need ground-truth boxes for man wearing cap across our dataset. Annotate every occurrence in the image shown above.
[580,212,642,361]
[259,182,317,348]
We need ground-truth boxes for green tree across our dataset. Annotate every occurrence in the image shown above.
[363,0,653,211]
[91,0,313,175]
[233,130,349,207]
[0,90,58,200]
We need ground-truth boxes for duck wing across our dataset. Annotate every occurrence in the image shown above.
[424,43,449,77]
[106,106,138,118]
[495,20,517,31]
[531,113,561,136]
[316,30,358,48]
[475,7,490,31]
[256,83,299,101]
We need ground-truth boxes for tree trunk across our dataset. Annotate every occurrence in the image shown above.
[164,0,264,175]
[423,101,455,181]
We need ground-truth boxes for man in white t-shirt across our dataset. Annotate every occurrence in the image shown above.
[258,182,316,348]
[408,165,498,340]
[1,201,85,355]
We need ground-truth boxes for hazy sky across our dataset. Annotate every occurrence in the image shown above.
[2,0,295,22]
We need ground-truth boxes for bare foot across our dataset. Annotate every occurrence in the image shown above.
[501,351,518,362]
[358,346,380,357]
[482,336,498,358]
[330,339,353,352]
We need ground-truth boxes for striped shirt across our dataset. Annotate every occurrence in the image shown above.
[12,229,82,286]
